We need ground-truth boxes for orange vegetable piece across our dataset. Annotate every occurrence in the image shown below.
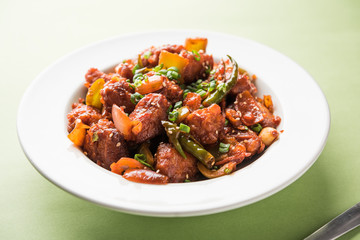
[122,169,169,184]
[67,119,90,147]
[131,120,142,136]
[86,78,105,109]
[110,157,145,175]
[185,38,208,52]
[159,51,189,74]
[112,104,133,140]
[135,75,164,95]
[263,95,274,113]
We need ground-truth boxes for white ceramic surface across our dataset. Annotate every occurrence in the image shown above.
[17,30,330,217]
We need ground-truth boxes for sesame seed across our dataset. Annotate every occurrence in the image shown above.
[168,130,173,134]
[116,142,121,147]
[151,102,156,106]
[84,151,88,155]
[186,174,189,179]
[215,130,219,134]
[156,103,160,108]
[109,133,113,138]
[235,118,240,121]
[156,169,160,173]
[162,82,166,87]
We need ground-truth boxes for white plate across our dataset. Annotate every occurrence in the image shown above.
[17,30,330,217]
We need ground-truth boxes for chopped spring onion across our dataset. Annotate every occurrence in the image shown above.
[130,92,144,105]
[217,82,226,92]
[167,104,173,114]
[168,66,179,72]
[205,66,212,74]
[192,50,201,61]
[179,123,190,133]
[132,64,140,74]
[224,168,232,174]
[133,79,143,88]
[168,110,179,122]
[251,123,262,133]
[134,154,154,170]
[167,70,180,80]
[187,85,197,92]
[184,179,191,182]
[219,142,230,153]
[196,89,207,98]
[208,80,216,92]
[174,101,182,109]
[225,119,229,126]
[153,63,164,72]
[92,132,99,142]
[143,51,152,59]
[159,69,168,75]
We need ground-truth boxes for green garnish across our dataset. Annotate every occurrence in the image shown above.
[167,104,173,114]
[133,79,142,88]
[205,66,212,74]
[251,123,262,133]
[184,179,191,182]
[159,69,168,75]
[130,92,144,105]
[208,80,216,92]
[179,123,190,133]
[187,85,197,92]
[167,70,180,80]
[168,110,179,122]
[132,64,140,74]
[219,142,230,153]
[224,168,231,174]
[217,82,226,92]
[192,50,201,61]
[134,154,154,170]
[153,63,164,72]
[225,119,229,126]
[143,51,152,59]
[174,101,182,109]
[196,89,207,98]
[168,66,179,72]
[92,132,99,142]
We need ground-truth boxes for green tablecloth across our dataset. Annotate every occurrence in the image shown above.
[2,0,360,239]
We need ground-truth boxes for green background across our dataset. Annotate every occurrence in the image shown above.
[1,0,360,239]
